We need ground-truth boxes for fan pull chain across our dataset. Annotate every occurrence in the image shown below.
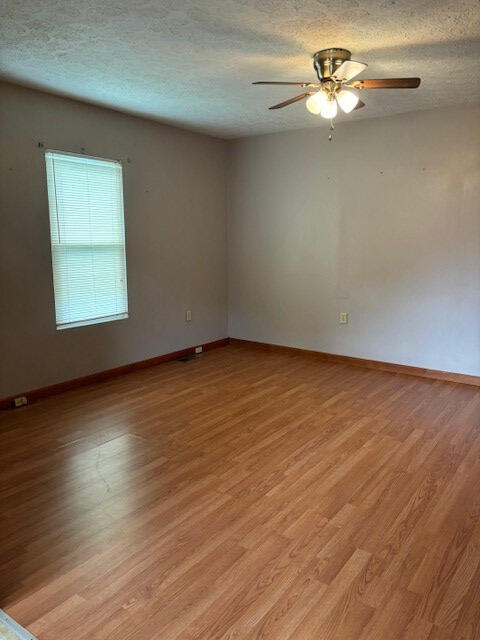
[328,119,335,141]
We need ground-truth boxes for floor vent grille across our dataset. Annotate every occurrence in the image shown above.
[177,354,196,362]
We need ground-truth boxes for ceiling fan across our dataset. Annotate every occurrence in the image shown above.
[253,48,421,122]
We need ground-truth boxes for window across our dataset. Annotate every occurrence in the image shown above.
[45,151,128,330]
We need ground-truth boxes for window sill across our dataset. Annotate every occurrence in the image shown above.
[56,312,128,330]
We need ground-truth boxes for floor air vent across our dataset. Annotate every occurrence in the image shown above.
[177,354,196,362]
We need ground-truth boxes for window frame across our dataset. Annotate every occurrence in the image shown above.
[45,149,129,331]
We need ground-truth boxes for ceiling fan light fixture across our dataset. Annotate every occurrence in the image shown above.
[320,95,337,119]
[336,89,359,113]
[253,47,421,135]
[305,90,328,114]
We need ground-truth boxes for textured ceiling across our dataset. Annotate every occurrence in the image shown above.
[1,0,480,138]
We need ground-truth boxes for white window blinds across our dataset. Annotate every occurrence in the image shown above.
[45,151,128,330]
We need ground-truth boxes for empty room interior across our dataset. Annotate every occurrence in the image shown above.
[1,1,480,638]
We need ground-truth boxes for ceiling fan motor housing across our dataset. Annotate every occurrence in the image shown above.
[313,48,351,80]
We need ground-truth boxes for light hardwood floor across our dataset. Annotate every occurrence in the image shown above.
[1,343,480,639]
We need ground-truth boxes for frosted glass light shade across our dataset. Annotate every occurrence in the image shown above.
[305,91,328,115]
[320,96,337,119]
[336,89,359,113]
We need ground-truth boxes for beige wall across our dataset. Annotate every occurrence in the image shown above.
[2,83,479,398]
[0,82,228,398]
[228,105,480,376]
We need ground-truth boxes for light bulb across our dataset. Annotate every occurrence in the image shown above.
[320,96,337,119]
[305,90,328,115]
[336,89,359,114]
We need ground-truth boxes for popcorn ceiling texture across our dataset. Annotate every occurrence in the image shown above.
[1,0,480,137]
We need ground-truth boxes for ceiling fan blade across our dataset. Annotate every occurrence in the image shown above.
[253,81,318,87]
[268,92,311,109]
[332,60,367,82]
[349,77,421,89]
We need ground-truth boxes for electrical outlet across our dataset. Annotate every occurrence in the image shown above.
[195,346,203,354]
[339,312,348,324]
[185,310,192,322]
[13,396,28,408]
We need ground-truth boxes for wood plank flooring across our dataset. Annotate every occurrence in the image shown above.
[1,342,480,639]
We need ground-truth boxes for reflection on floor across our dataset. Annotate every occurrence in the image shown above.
[2,343,480,639]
